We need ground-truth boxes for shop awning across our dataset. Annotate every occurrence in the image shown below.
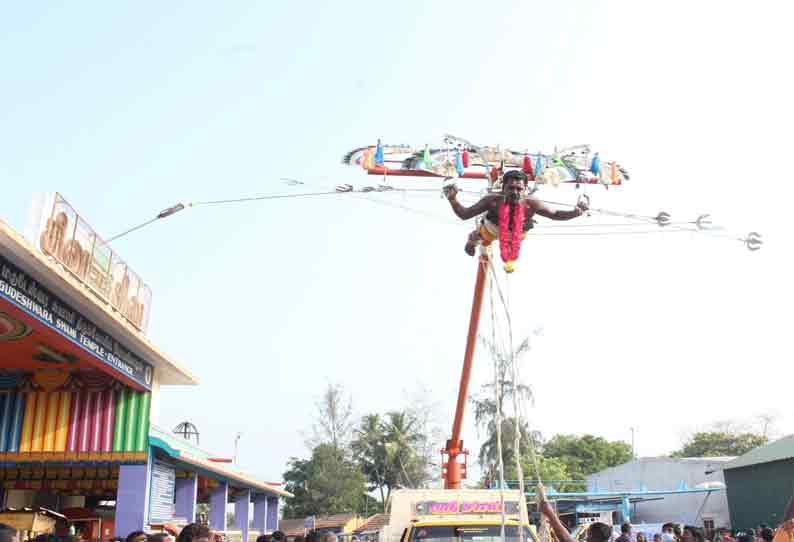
[149,426,291,497]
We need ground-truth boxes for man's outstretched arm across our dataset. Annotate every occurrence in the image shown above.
[530,198,587,221]
[445,185,497,220]
[537,485,576,542]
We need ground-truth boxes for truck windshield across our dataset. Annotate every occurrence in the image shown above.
[410,525,537,542]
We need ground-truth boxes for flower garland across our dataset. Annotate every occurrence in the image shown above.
[498,200,525,273]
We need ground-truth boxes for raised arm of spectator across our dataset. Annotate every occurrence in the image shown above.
[536,485,576,542]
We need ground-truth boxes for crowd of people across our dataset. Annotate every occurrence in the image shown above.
[537,485,778,542]
[0,524,350,542]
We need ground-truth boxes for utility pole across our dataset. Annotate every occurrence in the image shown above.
[630,427,636,458]
[234,433,242,465]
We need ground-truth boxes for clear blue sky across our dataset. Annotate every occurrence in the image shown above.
[1,2,791,482]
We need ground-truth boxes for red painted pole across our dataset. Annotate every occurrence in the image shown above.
[366,166,489,179]
[443,253,490,489]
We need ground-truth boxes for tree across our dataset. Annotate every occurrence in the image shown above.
[671,431,768,458]
[282,443,369,518]
[352,409,432,512]
[542,434,633,480]
[471,336,537,478]
[478,417,542,484]
[310,381,354,451]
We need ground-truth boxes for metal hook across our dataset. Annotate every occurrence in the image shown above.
[335,184,354,193]
[744,232,763,251]
[655,212,672,227]
[695,214,712,230]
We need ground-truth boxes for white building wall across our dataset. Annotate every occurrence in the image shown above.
[149,368,162,425]
[586,458,732,529]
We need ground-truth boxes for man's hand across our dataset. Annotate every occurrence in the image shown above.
[443,184,459,201]
[575,200,589,215]
[536,484,554,517]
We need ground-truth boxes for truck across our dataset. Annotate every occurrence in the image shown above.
[379,489,538,542]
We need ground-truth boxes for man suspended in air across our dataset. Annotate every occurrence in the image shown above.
[444,170,588,271]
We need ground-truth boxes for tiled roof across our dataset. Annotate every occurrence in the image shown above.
[279,514,359,536]
[354,514,390,534]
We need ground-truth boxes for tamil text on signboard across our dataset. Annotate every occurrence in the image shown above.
[33,193,152,333]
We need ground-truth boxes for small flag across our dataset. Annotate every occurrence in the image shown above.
[455,150,465,177]
[522,153,534,179]
[590,152,601,175]
[462,148,470,168]
[423,145,432,169]
[374,139,384,166]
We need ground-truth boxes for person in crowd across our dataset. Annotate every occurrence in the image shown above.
[682,526,704,542]
[616,523,632,542]
[637,533,648,542]
[294,536,306,542]
[272,532,286,542]
[654,534,662,542]
[305,532,320,542]
[760,529,774,542]
[127,532,148,542]
[177,524,211,542]
[321,534,337,542]
[148,534,173,542]
[0,524,16,542]
[536,484,611,542]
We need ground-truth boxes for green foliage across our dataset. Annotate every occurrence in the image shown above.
[671,431,768,458]
[352,410,431,511]
[542,434,633,480]
[282,443,369,518]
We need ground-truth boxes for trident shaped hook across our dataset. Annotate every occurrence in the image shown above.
[695,214,712,230]
[744,232,763,251]
[655,212,672,227]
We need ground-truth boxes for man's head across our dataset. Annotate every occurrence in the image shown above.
[272,532,286,542]
[0,524,16,542]
[760,528,774,542]
[177,524,211,542]
[654,534,662,542]
[663,525,675,535]
[682,526,704,542]
[127,532,148,542]
[587,522,612,542]
[501,170,527,202]
[622,523,632,535]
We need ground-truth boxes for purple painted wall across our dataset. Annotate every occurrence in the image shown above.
[266,496,279,531]
[175,476,198,523]
[116,464,151,538]
[209,482,229,531]
[252,495,267,533]
[235,491,251,542]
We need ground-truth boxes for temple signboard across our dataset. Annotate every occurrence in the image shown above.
[30,193,151,333]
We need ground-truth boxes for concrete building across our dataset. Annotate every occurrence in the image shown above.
[0,194,289,539]
[586,457,733,530]
[723,434,794,530]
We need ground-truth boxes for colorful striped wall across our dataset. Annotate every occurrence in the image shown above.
[0,388,150,461]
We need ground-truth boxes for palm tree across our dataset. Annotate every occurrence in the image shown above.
[471,334,540,484]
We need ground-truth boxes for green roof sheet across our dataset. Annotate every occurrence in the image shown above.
[724,434,794,470]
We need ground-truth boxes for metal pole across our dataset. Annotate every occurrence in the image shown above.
[443,253,489,489]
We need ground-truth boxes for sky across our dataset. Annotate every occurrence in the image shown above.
[1,1,793,484]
